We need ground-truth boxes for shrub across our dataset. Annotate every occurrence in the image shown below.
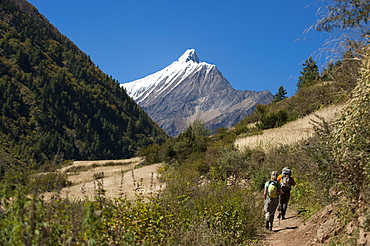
[29,172,71,193]
[138,143,161,164]
[0,184,85,245]
[162,181,261,245]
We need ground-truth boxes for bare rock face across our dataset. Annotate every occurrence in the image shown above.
[122,49,273,136]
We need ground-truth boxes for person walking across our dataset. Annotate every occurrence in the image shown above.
[264,171,282,231]
[277,167,296,220]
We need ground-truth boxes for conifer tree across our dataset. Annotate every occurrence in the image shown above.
[273,85,287,102]
[297,57,320,88]
[321,62,335,81]
[0,0,169,166]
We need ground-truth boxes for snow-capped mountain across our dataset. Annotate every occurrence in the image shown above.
[123,49,212,103]
[122,49,273,136]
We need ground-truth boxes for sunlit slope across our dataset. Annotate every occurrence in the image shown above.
[234,104,343,151]
[42,158,163,200]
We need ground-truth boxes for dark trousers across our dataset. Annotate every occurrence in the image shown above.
[278,189,291,219]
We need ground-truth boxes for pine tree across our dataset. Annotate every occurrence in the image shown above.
[0,0,169,167]
[273,86,287,102]
[321,62,335,81]
[297,57,320,88]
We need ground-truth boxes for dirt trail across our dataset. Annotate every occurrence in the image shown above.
[259,205,318,246]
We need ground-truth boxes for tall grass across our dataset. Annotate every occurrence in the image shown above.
[0,166,261,245]
[0,103,346,245]
[234,104,343,152]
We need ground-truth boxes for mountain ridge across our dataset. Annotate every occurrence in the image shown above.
[0,0,168,166]
[122,49,273,136]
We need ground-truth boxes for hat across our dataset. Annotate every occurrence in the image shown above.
[271,171,278,180]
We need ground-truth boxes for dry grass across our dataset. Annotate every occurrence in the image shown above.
[41,105,343,201]
[60,158,141,172]
[43,157,164,200]
[234,104,344,151]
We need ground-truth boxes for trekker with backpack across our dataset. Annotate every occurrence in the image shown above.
[277,167,296,220]
[264,171,282,231]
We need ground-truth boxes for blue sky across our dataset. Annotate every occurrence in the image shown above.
[27,0,329,96]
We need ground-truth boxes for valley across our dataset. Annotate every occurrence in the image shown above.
[39,103,346,245]
[1,0,369,244]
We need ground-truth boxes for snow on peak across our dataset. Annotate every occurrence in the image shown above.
[178,49,199,63]
[122,49,214,102]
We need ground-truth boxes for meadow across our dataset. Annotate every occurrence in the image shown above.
[0,103,354,245]
[41,157,163,201]
[234,104,343,151]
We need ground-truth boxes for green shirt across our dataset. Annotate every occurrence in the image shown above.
[264,180,282,189]
[264,180,282,198]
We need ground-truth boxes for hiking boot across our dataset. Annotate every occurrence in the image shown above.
[277,213,281,219]
[265,221,269,230]
[269,227,273,231]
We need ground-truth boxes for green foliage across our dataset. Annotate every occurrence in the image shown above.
[1,0,370,245]
[233,49,359,135]
[0,184,85,245]
[0,0,169,168]
[0,172,261,245]
[208,146,249,180]
[233,103,290,131]
[211,127,238,145]
[163,120,210,161]
[177,184,259,245]
[98,198,174,245]
[258,109,289,129]
[329,49,370,199]
[138,143,161,165]
[273,85,287,102]
[158,177,260,245]
[28,172,72,193]
[331,49,362,91]
[297,57,320,88]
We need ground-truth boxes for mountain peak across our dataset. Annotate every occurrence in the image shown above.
[178,49,200,63]
[122,48,273,136]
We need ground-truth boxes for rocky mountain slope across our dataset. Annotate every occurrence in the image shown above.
[122,49,273,136]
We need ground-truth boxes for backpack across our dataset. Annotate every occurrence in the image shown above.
[267,180,278,198]
[281,168,291,191]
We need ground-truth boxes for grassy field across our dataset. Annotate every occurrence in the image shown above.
[43,157,164,200]
[234,104,343,151]
[41,104,343,202]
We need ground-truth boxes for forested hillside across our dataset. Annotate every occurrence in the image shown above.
[2,0,370,245]
[0,0,168,170]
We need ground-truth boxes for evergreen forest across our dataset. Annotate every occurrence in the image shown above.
[0,0,169,173]
[1,0,370,245]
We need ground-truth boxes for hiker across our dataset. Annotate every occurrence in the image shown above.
[264,171,282,231]
[277,167,296,220]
